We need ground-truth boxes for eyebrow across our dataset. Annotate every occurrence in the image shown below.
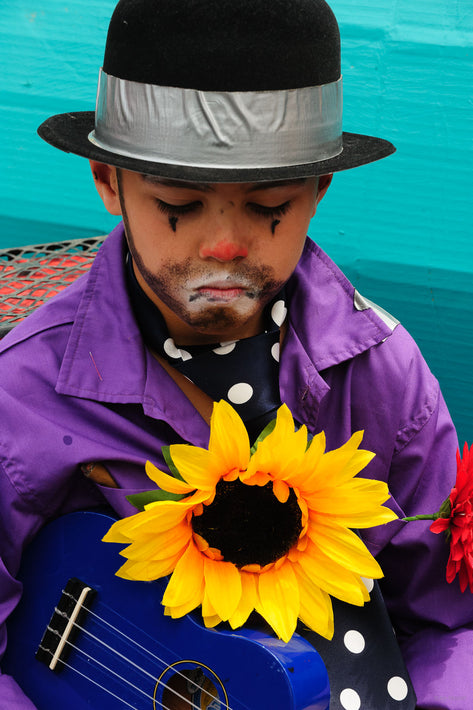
[247,179,307,192]
[139,175,307,192]
[140,175,214,191]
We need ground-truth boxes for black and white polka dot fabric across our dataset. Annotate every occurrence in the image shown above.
[299,579,416,709]
[160,298,286,441]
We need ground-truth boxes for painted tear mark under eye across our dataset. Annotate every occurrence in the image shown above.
[169,216,178,232]
[271,219,281,235]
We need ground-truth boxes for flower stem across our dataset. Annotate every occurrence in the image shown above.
[402,514,436,522]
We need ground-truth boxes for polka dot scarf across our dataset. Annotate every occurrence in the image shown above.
[126,256,285,442]
[300,580,416,710]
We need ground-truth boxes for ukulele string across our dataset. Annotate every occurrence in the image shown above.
[64,597,233,709]
[72,602,188,671]
[61,601,230,708]
[51,604,232,710]
[49,654,193,710]
[55,635,189,709]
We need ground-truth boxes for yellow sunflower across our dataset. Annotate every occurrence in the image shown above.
[103,401,397,642]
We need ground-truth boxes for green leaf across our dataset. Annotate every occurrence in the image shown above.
[126,488,187,512]
[250,418,277,454]
[305,431,313,451]
[163,445,186,482]
[437,496,452,519]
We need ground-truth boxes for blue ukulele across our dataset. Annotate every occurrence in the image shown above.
[4,511,330,709]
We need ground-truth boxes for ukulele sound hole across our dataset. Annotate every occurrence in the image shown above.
[156,661,227,709]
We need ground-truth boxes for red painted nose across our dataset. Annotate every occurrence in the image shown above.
[200,241,248,261]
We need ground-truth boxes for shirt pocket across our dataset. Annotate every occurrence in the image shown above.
[93,483,148,518]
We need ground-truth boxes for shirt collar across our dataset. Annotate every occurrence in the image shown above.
[280,239,396,432]
[286,238,394,371]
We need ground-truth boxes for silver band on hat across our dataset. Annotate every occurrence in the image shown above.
[89,69,343,169]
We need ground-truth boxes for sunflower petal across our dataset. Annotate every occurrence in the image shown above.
[201,586,217,619]
[203,614,222,629]
[203,558,242,621]
[145,460,194,494]
[285,432,326,489]
[294,564,334,640]
[257,560,300,642]
[162,540,204,609]
[229,572,259,629]
[209,400,250,472]
[250,419,277,453]
[249,406,307,479]
[307,520,383,578]
[316,505,398,529]
[115,552,180,581]
[296,540,370,605]
[301,449,375,495]
[102,503,189,544]
[306,478,394,516]
[266,403,296,441]
[273,479,290,503]
[122,521,191,562]
[339,430,364,451]
[305,430,326,460]
[167,445,220,491]
[164,578,206,619]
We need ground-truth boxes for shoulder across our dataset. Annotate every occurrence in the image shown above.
[291,241,444,444]
[288,239,399,370]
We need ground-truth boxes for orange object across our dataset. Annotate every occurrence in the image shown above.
[0,237,103,336]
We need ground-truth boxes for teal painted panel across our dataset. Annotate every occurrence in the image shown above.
[1,0,119,243]
[308,0,473,439]
[1,0,472,437]
[0,215,104,248]
[313,0,473,272]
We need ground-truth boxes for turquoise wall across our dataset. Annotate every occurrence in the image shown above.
[316,0,473,444]
[1,1,472,440]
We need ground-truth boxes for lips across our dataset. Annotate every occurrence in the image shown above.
[187,272,259,303]
[195,285,247,302]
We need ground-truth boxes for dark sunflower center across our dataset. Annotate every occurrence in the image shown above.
[192,479,302,568]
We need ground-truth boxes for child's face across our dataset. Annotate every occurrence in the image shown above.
[111,169,322,345]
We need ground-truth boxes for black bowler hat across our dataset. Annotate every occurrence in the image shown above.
[38,0,395,182]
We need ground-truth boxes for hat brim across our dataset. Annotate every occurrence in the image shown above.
[38,111,395,182]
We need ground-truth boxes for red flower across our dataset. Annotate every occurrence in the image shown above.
[430,443,473,592]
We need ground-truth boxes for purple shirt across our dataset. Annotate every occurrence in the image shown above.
[0,224,470,708]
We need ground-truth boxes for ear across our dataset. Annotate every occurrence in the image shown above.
[89,161,122,216]
[310,173,333,218]
[316,173,333,204]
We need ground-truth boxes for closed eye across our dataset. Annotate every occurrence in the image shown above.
[248,201,291,219]
[156,200,202,216]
